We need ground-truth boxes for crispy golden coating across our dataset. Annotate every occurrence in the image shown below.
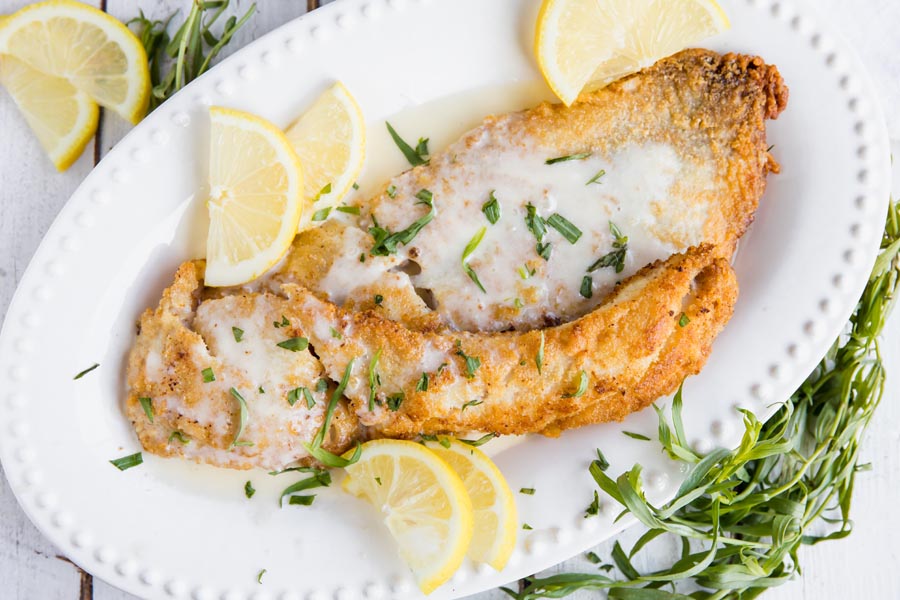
[126,261,358,470]
[268,49,787,332]
[286,245,736,437]
[125,49,786,469]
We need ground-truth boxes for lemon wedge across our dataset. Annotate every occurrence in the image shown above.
[0,54,98,171]
[342,440,474,594]
[535,0,730,105]
[423,437,517,571]
[285,82,366,224]
[0,0,150,123]
[205,106,305,287]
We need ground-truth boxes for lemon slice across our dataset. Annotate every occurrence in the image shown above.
[0,0,150,123]
[423,437,517,571]
[0,54,97,171]
[285,82,366,223]
[342,440,474,594]
[205,106,305,287]
[535,0,730,105]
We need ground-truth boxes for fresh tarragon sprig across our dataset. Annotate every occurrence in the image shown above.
[504,200,900,600]
[128,0,257,111]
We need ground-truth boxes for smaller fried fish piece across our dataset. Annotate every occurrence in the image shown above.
[126,261,358,470]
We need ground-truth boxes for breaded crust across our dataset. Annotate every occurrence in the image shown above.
[126,261,358,470]
[125,49,786,469]
[287,245,736,437]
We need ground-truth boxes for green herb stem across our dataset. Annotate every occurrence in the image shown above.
[504,201,900,600]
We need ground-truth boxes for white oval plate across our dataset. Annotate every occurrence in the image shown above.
[0,0,890,598]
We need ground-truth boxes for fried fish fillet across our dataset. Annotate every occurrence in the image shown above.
[270,49,786,333]
[126,49,786,469]
[126,261,358,470]
[285,245,736,438]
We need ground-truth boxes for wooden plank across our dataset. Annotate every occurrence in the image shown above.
[0,0,103,597]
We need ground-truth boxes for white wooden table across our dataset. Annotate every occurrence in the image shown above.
[1,1,899,598]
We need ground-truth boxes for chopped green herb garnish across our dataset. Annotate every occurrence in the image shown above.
[459,433,496,447]
[368,350,382,411]
[416,372,429,392]
[287,387,314,408]
[585,551,602,564]
[369,190,435,255]
[244,480,255,499]
[588,221,628,274]
[168,430,190,444]
[352,182,359,190]
[524,203,547,242]
[580,275,593,299]
[386,392,404,411]
[256,568,265,583]
[536,242,552,261]
[138,397,154,422]
[545,152,591,165]
[374,294,384,305]
[201,367,215,382]
[518,264,536,279]
[535,331,545,374]
[563,370,588,398]
[313,182,332,202]
[359,253,366,263]
[229,387,251,447]
[274,315,289,328]
[315,379,328,393]
[109,452,143,471]
[461,399,483,412]
[288,495,316,506]
[277,337,309,352]
[311,207,332,222]
[73,363,99,380]
[267,466,322,476]
[415,137,429,159]
[522,523,533,530]
[279,469,331,506]
[593,448,610,471]
[622,431,650,441]
[258,386,265,394]
[303,361,361,468]
[514,297,524,309]
[385,121,429,166]
[678,312,690,327]
[455,342,481,378]
[434,435,452,448]
[586,169,606,185]
[336,205,361,215]
[520,487,535,495]
[546,213,582,244]
[584,490,601,518]
[232,326,244,342]
[462,226,488,293]
[330,327,342,339]
[386,184,398,198]
[482,191,501,224]
[375,476,382,486]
